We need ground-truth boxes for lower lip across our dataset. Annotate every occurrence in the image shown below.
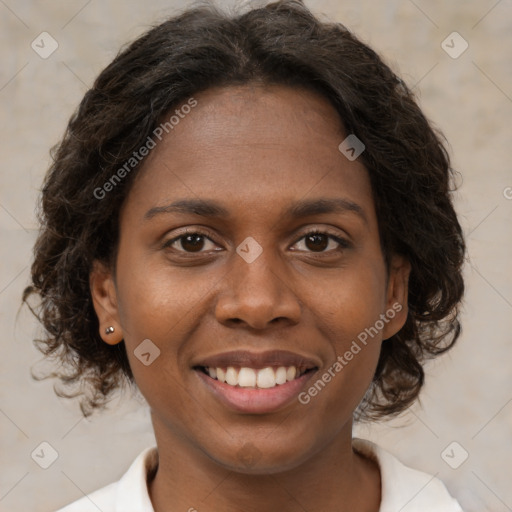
[195,369,317,414]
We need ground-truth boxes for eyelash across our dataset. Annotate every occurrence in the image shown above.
[162,228,351,255]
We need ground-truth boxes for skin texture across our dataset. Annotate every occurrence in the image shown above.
[90,84,410,512]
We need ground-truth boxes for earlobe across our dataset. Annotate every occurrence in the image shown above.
[382,255,411,340]
[89,260,124,345]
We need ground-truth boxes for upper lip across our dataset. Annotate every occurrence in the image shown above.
[193,350,320,371]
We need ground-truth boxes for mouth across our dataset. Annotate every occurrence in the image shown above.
[196,365,315,389]
[193,350,319,413]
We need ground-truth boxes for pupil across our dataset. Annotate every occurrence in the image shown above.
[306,233,327,251]
[183,234,204,252]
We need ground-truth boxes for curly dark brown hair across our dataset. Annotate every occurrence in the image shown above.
[22,0,465,420]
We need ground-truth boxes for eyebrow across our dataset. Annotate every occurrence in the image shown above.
[144,197,368,224]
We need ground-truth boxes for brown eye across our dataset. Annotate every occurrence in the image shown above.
[304,233,329,252]
[293,230,350,253]
[180,234,206,252]
[163,230,219,253]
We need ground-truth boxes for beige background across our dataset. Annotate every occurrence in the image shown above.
[1,1,511,511]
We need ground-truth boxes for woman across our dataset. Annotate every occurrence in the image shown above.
[23,1,465,510]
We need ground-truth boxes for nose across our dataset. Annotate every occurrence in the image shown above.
[215,246,302,330]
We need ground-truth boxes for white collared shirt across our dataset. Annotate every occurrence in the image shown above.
[54,438,463,511]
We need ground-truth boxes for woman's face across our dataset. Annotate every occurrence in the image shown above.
[91,84,409,473]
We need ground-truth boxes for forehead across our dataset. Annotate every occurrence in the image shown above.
[122,84,374,224]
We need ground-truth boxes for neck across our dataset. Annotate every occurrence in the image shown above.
[147,415,381,512]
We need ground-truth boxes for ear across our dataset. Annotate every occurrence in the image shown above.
[89,259,123,345]
[382,254,411,340]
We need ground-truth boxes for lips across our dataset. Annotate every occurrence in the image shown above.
[194,349,319,373]
[193,350,320,413]
[193,350,319,389]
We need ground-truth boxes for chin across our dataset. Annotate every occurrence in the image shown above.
[207,438,317,475]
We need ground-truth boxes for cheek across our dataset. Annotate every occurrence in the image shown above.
[113,249,223,391]
[305,257,387,400]
[315,258,388,344]
[113,261,197,407]
[115,242,209,338]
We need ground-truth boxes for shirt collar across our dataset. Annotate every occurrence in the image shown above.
[352,438,462,511]
[112,440,462,512]
[115,445,158,512]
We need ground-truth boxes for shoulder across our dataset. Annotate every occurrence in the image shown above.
[352,438,464,512]
[53,446,158,512]
[54,482,117,512]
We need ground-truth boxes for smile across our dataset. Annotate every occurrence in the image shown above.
[193,350,320,413]
[199,365,312,389]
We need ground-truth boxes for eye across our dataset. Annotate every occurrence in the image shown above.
[162,228,351,255]
[162,229,220,253]
[292,230,350,253]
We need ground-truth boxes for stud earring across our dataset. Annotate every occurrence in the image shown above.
[105,326,115,335]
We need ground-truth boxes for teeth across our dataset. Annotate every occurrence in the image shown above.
[225,367,238,386]
[204,365,306,388]
[257,367,275,388]
[275,366,287,385]
[238,367,257,387]
[286,366,296,381]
